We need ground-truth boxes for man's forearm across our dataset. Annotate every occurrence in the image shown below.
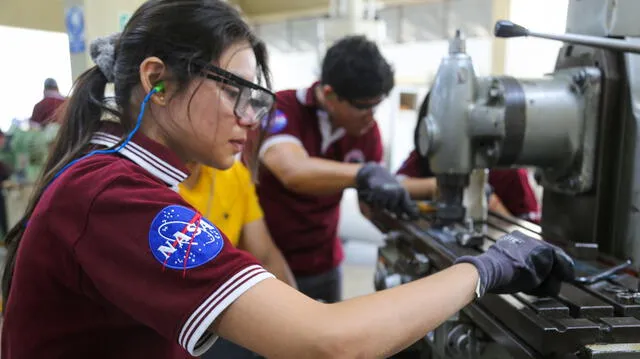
[401,177,437,200]
[276,157,363,196]
[488,194,512,217]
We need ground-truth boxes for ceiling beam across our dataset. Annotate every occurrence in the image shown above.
[241,0,443,24]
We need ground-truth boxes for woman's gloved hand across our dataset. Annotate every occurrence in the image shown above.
[356,162,419,220]
[455,230,575,298]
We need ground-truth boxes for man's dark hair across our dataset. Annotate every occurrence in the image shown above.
[320,35,394,100]
[44,78,58,90]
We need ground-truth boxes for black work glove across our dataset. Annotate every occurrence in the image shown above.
[455,230,575,298]
[356,162,419,220]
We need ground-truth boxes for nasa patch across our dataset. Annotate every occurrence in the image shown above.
[149,205,224,270]
[344,149,366,163]
[268,110,288,134]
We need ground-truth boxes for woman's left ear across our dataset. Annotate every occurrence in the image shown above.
[139,56,168,106]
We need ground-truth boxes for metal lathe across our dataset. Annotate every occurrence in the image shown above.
[372,1,640,358]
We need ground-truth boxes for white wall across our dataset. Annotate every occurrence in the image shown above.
[504,0,570,77]
[0,26,72,132]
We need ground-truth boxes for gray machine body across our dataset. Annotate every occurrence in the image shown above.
[420,2,640,266]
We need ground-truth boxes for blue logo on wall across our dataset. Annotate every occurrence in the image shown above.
[65,5,86,53]
[149,205,224,270]
[269,110,287,133]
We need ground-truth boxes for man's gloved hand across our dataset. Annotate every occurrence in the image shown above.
[455,230,575,298]
[356,162,419,220]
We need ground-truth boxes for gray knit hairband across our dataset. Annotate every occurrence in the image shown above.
[90,33,120,82]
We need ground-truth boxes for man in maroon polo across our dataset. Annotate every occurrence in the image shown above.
[30,78,66,126]
[254,36,418,302]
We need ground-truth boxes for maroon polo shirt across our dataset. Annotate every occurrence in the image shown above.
[397,150,540,222]
[2,125,274,358]
[256,83,383,276]
[31,91,66,125]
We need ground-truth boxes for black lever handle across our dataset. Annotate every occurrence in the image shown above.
[493,19,640,54]
[494,20,529,38]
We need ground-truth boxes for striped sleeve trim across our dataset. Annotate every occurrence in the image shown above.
[179,265,274,356]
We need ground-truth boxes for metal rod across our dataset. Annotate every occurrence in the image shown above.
[528,31,640,54]
[573,259,633,285]
[494,20,640,54]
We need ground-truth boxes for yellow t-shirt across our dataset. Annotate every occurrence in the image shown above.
[178,161,264,247]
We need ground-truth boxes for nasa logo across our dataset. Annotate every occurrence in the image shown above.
[344,149,365,163]
[268,110,287,133]
[148,205,224,270]
[501,233,524,246]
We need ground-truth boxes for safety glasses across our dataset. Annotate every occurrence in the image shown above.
[195,62,276,127]
[340,95,384,113]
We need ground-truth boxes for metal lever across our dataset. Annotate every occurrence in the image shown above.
[573,259,633,285]
[494,20,640,54]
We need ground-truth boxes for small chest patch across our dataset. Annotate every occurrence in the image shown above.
[149,205,224,270]
[344,149,366,163]
[268,109,288,133]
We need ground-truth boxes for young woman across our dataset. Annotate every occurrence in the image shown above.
[1,1,574,358]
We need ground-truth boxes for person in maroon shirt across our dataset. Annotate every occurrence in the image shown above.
[30,78,66,126]
[255,36,420,303]
[398,92,541,222]
[0,1,573,358]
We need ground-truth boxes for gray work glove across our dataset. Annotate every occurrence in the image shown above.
[455,230,575,298]
[356,162,419,220]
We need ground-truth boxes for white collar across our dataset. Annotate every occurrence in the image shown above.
[296,87,346,154]
[89,131,188,187]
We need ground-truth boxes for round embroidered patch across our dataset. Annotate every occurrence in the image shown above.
[149,205,224,270]
[269,109,287,133]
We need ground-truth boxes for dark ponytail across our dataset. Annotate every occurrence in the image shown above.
[2,0,272,310]
[1,67,116,309]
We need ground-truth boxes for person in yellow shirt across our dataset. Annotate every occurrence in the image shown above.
[180,161,296,283]
[179,160,296,359]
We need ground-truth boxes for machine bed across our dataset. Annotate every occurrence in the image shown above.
[371,210,640,359]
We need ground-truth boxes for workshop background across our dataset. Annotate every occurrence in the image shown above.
[0,0,568,299]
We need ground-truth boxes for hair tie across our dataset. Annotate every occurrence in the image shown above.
[90,33,120,82]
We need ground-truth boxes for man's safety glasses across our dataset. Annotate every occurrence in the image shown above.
[340,95,384,113]
[195,62,276,127]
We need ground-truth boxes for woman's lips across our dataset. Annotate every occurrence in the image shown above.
[229,139,246,152]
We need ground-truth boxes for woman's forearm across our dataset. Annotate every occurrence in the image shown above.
[214,263,478,359]
[326,263,478,358]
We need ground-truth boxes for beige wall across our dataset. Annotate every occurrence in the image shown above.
[0,0,65,32]
[83,0,145,70]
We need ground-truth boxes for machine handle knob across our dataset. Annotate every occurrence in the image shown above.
[494,20,529,38]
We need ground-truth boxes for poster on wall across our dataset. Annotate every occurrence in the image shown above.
[118,12,132,31]
[65,5,86,54]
